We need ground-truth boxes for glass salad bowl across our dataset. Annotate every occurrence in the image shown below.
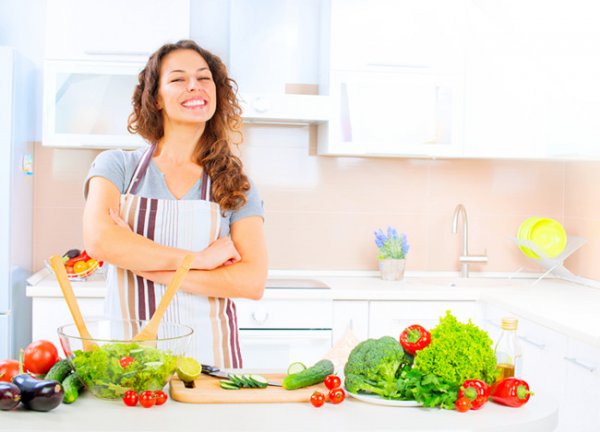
[57,319,193,400]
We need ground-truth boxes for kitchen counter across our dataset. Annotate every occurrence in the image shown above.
[26,270,600,347]
[0,392,558,432]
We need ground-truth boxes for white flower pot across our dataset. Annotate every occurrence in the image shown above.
[378,259,406,281]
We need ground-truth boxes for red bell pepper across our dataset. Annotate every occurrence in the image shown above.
[399,324,431,356]
[490,378,534,408]
[458,379,490,410]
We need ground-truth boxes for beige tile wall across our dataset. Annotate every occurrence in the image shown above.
[32,128,600,280]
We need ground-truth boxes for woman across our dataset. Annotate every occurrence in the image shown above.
[83,40,268,368]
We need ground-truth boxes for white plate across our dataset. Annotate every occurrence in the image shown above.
[346,390,422,407]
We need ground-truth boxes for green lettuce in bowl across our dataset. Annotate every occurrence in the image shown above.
[58,319,192,400]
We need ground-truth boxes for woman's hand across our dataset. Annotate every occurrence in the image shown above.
[194,237,241,270]
[109,208,132,232]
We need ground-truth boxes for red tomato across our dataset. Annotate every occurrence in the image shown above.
[310,391,325,408]
[456,396,472,412]
[122,390,138,407]
[23,340,59,374]
[0,360,19,382]
[154,390,168,406]
[328,387,346,404]
[139,390,156,408]
[119,356,135,368]
[324,375,342,390]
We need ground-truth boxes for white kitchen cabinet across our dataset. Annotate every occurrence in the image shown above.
[482,303,567,412]
[318,0,466,158]
[332,300,369,343]
[42,60,146,149]
[464,0,600,160]
[368,301,480,339]
[561,338,600,432]
[32,296,105,354]
[222,297,334,370]
[45,0,190,62]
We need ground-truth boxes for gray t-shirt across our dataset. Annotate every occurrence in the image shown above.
[84,147,264,238]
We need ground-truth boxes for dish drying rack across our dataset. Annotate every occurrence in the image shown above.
[510,236,588,286]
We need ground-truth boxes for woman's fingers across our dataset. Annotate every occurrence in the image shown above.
[109,208,131,230]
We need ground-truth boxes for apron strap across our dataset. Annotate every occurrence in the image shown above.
[125,144,156,195]
[200,170,211,202]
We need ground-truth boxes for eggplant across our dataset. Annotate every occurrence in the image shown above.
[12,374,63,412]
[63,249,81,259]
[0,382,21,410]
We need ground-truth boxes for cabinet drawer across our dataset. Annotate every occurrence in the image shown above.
[369,301,479,338]
[235,299,332,329]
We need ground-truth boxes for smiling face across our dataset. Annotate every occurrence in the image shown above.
[157,49,217,127]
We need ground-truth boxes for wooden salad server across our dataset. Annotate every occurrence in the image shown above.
[49,255,98,351]
[133,253,195,341]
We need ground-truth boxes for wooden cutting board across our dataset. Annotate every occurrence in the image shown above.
[169,373,327,404]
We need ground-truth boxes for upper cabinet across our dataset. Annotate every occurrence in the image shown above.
[228,0,330,124]
[463,0,600,160]
[42,0,189,148]
[317,0,466,157]
[45,0,190,62]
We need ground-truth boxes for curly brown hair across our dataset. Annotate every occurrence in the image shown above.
[128,40,249,212]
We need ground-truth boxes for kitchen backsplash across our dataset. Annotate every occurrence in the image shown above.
[32,125,600,281]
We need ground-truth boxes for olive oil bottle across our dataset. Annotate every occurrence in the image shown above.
[494,317,522,381]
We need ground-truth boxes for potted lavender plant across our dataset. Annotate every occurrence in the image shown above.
[374,227,410,280]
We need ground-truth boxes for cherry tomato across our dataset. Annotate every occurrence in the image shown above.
[65,265,75,275]
[310,391,325,408]
[139,390,156,408]
[154,390,168,406]
[328,387,346,404]
[23,340,59,375]
[73,260,89,274]
[324,374,342,390]
[0,360,19,382]
[456,396,472,412]
[122,390,138,407]
[119,356,135,368]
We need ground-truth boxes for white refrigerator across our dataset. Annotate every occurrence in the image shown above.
[0,46,34,359]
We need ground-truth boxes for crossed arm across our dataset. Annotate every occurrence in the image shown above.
[83,176,268,300]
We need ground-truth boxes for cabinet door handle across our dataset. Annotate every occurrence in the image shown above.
[519,336,546,350]
[564,356,597,373]
[251,311,269,324]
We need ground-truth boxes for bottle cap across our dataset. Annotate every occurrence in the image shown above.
[501,317,518,330]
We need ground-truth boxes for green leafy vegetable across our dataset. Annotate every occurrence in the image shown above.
[72,343,178,399]
[398,368,459,409]
[344,336,413,399]
[413,311,498,387]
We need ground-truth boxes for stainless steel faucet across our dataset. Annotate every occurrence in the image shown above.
[451,204,488,277]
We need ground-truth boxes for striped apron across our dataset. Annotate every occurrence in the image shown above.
[104,144,243,368]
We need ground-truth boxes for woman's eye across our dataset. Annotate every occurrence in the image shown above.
[171,78,184,83]
[198,76,211,81]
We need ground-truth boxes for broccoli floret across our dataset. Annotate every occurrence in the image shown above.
[343,336,412,399]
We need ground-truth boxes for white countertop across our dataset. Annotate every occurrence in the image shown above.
[0,392,558,432]
[26,270,600,347]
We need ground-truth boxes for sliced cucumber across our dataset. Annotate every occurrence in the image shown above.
[242,374,257,388]
[219,380,240,390]
[287,361,307,375]
[250,374,268,389]
[227,374,245,387]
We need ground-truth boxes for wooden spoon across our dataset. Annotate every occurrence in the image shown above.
[133,253,195,341]
[49,255,98,351]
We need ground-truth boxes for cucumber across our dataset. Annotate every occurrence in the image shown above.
[226,373,268,389]
[287,362,306,375]
[282,359,334,390]
[62,373,84,404]
[250,374,268,389]
[45,359,73,382]
[219,380,240,390]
